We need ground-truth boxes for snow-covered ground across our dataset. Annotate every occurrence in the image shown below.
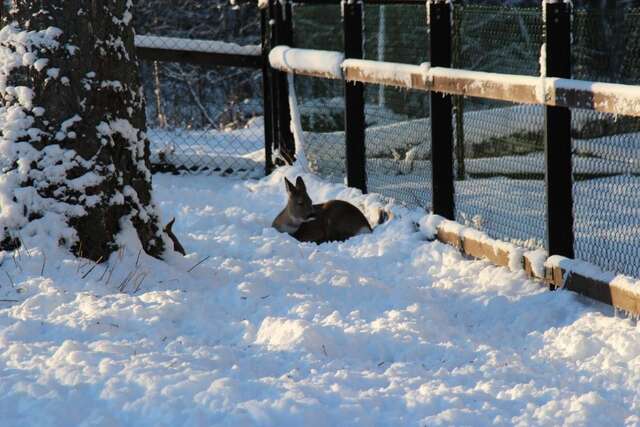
[1,166,639,426]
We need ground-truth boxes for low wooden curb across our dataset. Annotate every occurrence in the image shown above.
[436,223,640,316]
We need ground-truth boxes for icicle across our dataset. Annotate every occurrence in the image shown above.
[287,73,310,172]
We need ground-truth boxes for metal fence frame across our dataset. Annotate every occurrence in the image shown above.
[264,0,640,313]
[265,0,576,256]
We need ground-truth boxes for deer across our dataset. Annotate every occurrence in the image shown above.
[272,176,372,244]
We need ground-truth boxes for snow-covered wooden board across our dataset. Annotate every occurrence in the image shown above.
[342,59,429,90]
[135,35,262,68]
[135,35,261,56]
[270,47,640,117]
[269,46,344,80]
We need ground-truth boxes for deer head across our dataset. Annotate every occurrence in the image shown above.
[284,176,314,224]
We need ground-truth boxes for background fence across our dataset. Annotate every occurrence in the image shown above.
[133,0,265,176]
[264,0,640,281]
[1,0,638,284]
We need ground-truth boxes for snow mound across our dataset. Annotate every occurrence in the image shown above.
[0,166,639,426]
[256,317,334,355]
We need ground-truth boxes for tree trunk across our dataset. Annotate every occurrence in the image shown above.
[0,0,165,261]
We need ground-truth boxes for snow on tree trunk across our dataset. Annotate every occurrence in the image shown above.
[0,0,165,261]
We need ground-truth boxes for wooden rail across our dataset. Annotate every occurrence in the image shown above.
[435,220,640,316]
[135,35,262,69]
[269,47,640,118]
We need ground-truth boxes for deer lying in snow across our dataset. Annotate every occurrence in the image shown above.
[272,176,372,244]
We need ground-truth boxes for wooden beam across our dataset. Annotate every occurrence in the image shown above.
[462,238,511,268]
[429,68,542,105]
[136,47,262,69]
[269,47,640,118]
[343,60,428,90]
[434,221,640,316]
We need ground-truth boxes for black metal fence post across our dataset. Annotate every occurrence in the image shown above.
[452,4,465,181]
[429,0,455,219]
[267,1,281,166]
[261,5,274,174]
[274,0,296,164]
[544,1,574,267]
[342,0,367,193]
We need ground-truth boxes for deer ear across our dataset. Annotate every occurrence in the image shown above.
[295,176,306,192]
[284,177,295,195]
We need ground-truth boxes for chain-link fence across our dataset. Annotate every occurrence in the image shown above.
[134,1,640,278]
[285,2,640,278]
[571,8,640,277]
[134,1,265,176]
[363,4,432,207]
[292,4,346,182]
[452,5,546,249]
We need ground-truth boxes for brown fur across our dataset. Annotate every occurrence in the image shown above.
[272,177,371,244]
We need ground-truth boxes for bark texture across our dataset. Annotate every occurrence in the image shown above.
[0,0,164,261]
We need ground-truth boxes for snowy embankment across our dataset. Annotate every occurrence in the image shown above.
[1,167,640,426]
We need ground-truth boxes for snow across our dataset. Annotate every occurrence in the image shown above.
[269,46,344,79]
[342,59,423,88]
[1,167,640,425]
[268,46,640,117]
[437,216,524,272]
[134,35,261,57]
[147,118,265,176]
[545,256,640,299]
[287,74,309,171]
[526,249,548,278]
[0,23,84,248]
[547,78,640,116]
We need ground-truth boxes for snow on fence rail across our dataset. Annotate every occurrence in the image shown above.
[135,35,262,68]
[268,46,344,79]
[135,35,261,56]
[270,46,640,117]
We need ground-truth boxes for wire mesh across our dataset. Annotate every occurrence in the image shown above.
[363,4,432,207]
[144,1,640,278]
[452,5,546,249]
[571,8,640,277]
[134,1,265,176]
[292,4,346,182]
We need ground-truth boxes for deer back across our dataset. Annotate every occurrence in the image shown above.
[293,200,371,244]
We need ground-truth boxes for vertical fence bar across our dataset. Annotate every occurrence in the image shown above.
[544,0,574,271]
[428,0,455,219]
[452,4,465,181]
[267,1,281,165]
[261,6,274,174]
[342,0,367,193]
[274,0,295,164]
